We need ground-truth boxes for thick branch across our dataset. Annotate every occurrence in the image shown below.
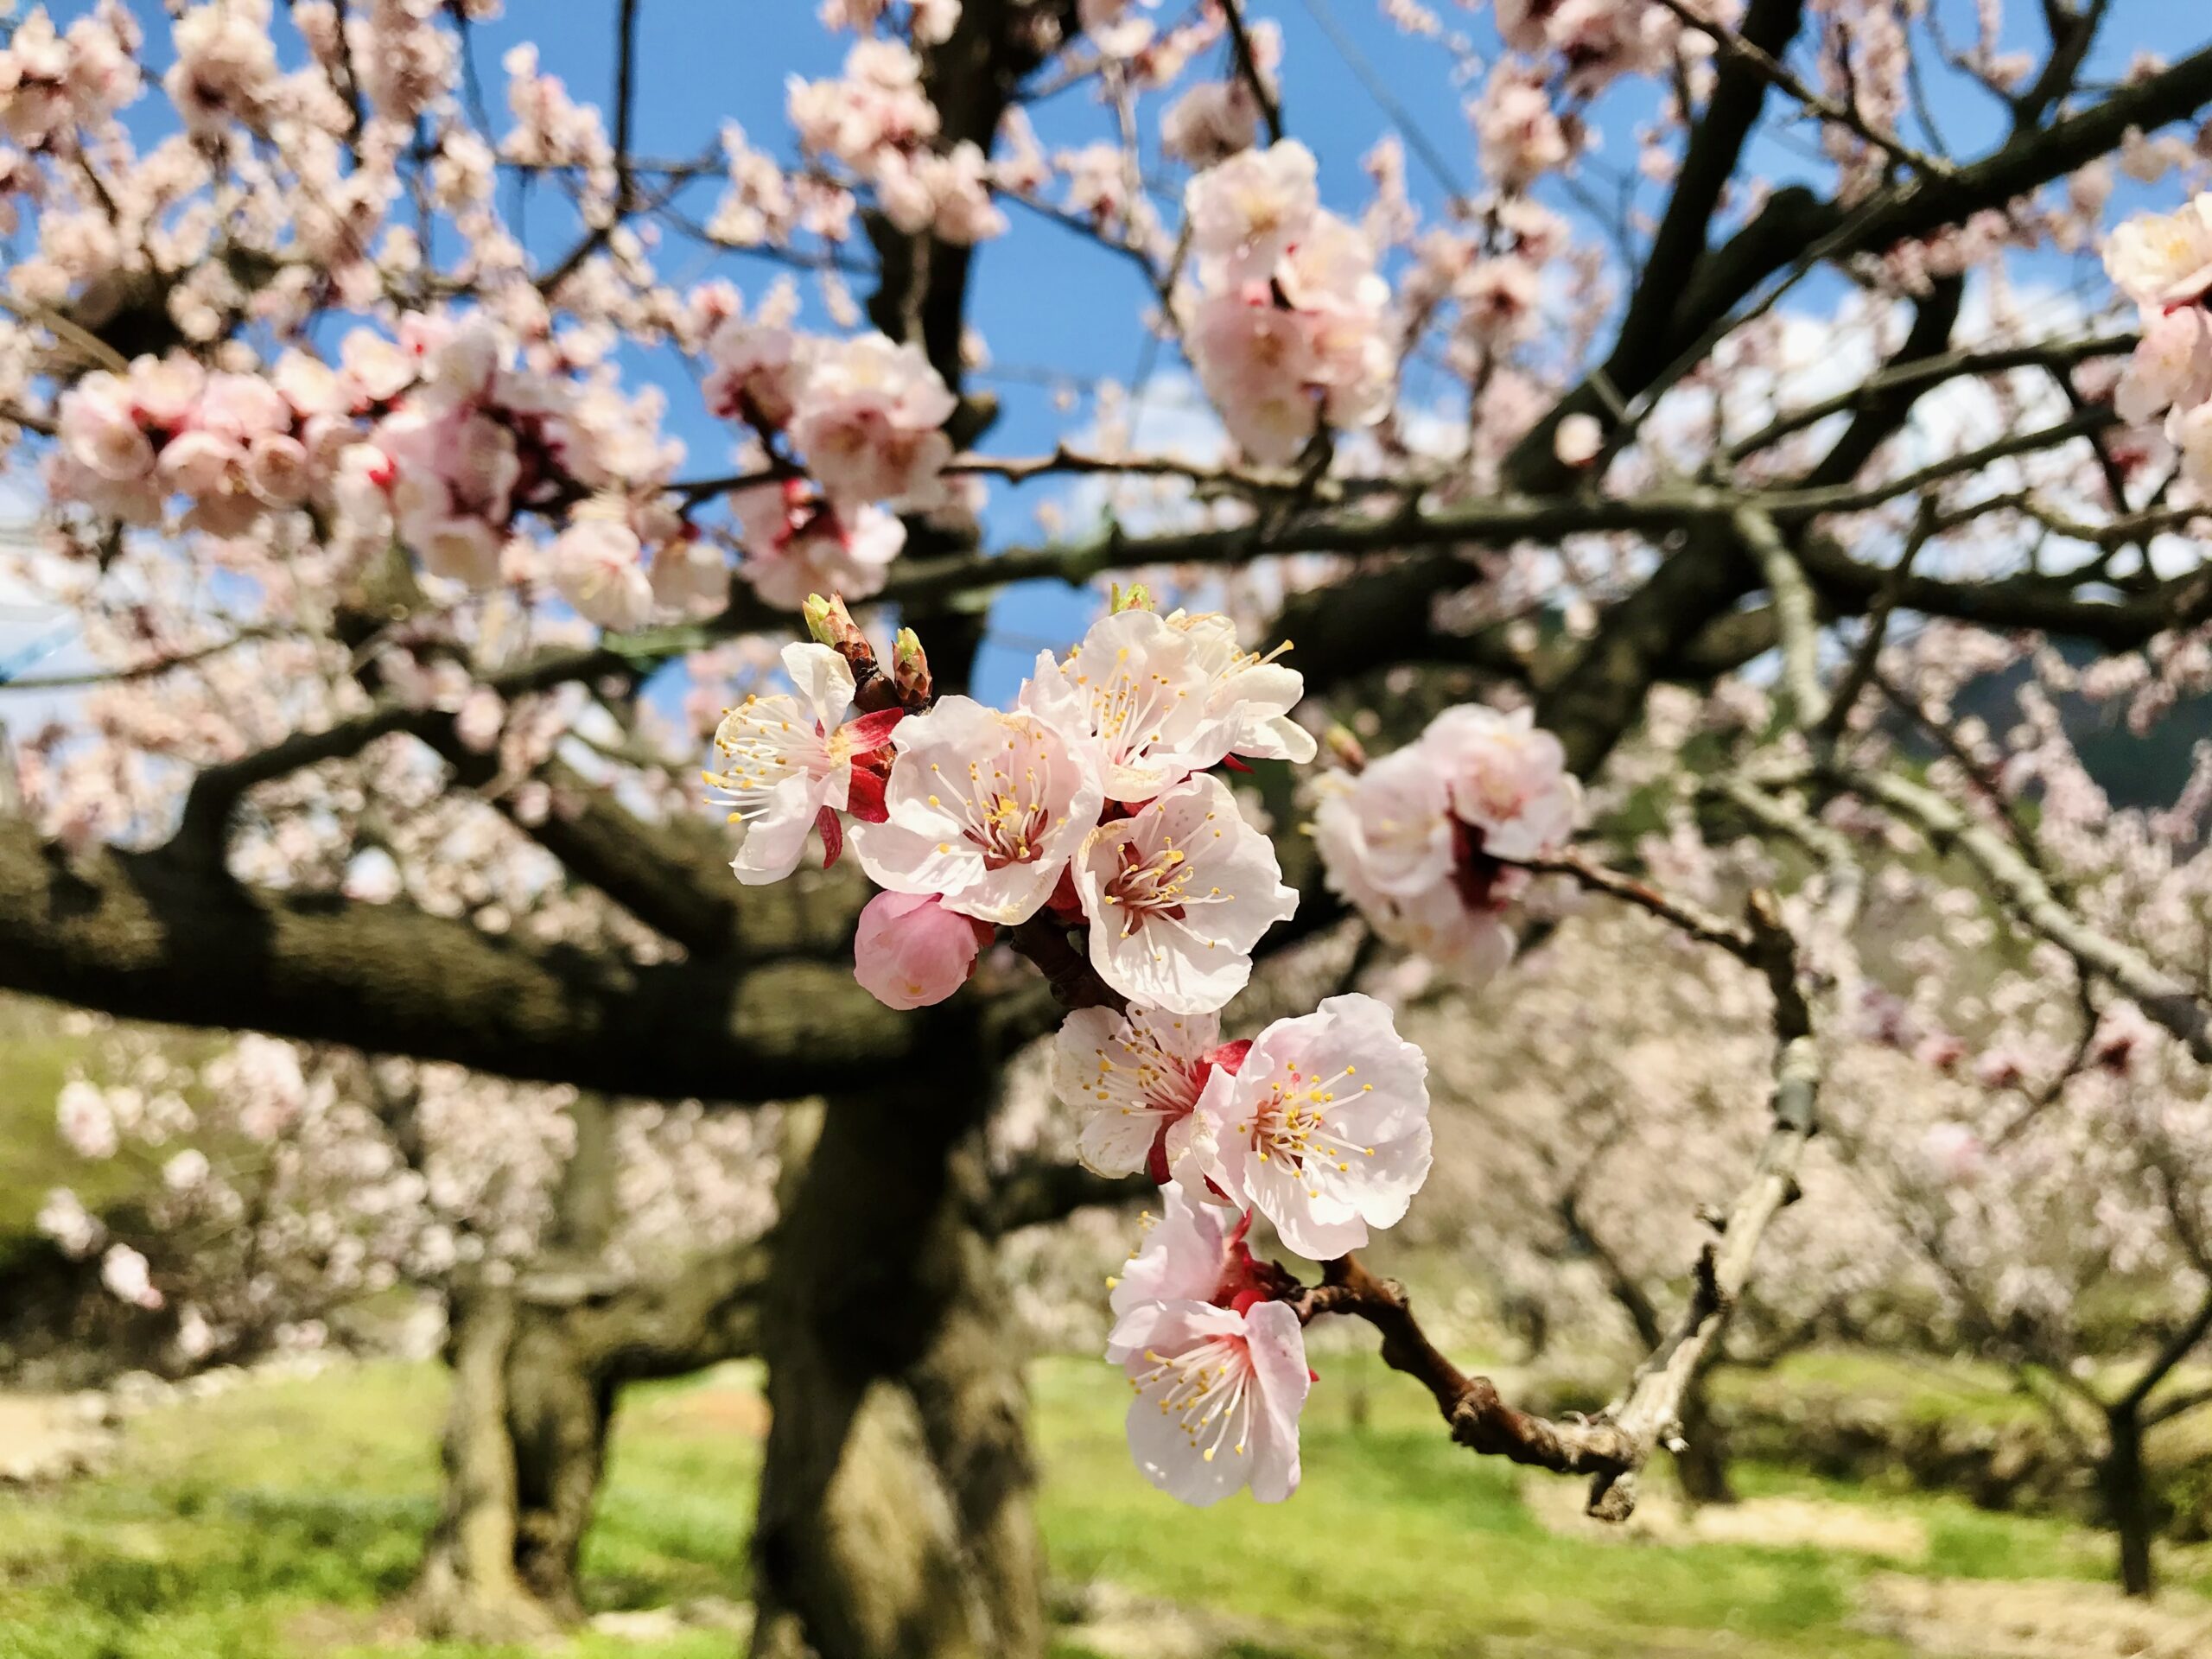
[0,817,934,1101]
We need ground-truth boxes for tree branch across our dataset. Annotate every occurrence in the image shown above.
[0,817,937,1102]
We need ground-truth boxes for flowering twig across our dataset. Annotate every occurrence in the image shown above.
[1826,761,2212,1065]
[1503,850,1758,963]
[1294,1255,1641,1476]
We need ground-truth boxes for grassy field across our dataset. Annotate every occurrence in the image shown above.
[0,1357,2206,1659]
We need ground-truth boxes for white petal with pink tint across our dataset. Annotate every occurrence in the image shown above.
[707,643,855,884]
[1118,1299,1308,1505]
[1056,1006,1219,1177]
[1420,703,1580,860]
[1105,1182,1242,1355]
[1331,746,1456,899]
[852,696,1103,925]
[1020,607,1238,803]
[1195,993,1432,1261]
[1073,772,1298,1014]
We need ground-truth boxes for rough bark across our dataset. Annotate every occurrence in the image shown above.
[750,1089,1045,1659]
[406,1090,774,1642]
[0,820,930,1100]
[407,1281,564,1643]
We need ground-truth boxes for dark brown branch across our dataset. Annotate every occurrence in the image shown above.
[0,817,933,1102]
[1295,1254,1639,1474]
[1652,0,1955,178]
[1218,0,1285,144]
[534,0,641,296]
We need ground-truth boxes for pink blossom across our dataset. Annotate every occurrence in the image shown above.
[1420,703,1580,860]
[1109,1185,1238,1342]
[416,517,505,590]
[709,640,901,885]
[1020,607,1243,803]
[788,334,957,508]
[703,320,809,430]
[1057,1006,1223,1178]
[2105,194,2212,308]
[1189,993,1433,1260]
[1115,1297,1308,1505]
[1161,81,1260,168]
[852,696,1103,925]
[1073,772,1298,1014]
[35,1188,100,1257]
[1473,63,1570,185]
[1186,140,1319,278]
[549,518,655,630]
[733,482,906,610]
[100,1242,163,1310]
[57,1079,118,1159]
[1554,411,1605,466]
[649,536,729,617]
[1173,612,1316,764]
[1920,1121,1985,1185]
[58,372,155,480]
[1188,292,1322,463]
[852,889,994,1009]
[2114,306,2212,427]
[1318,746,1455,898]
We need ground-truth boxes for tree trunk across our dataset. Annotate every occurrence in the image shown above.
[407,1096,774,1637]
[1672,1370,1738,1507]
[750,1090,1045,1659]
[405,1280,565,1643]
[2103,1404,2158,1598]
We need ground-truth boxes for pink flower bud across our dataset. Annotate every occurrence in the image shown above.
[852,890,992,1010]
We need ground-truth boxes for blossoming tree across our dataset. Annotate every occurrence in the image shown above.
[7,0,2212,1650]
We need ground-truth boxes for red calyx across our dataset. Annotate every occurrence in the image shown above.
[815,805,845,870]
[841,707,905,753]
[1449,819,1509,912]
[1197,1038,1251,1082]
[1145,1136,1173,1187]
[1045,863,1085,924]
[845,759,891,824]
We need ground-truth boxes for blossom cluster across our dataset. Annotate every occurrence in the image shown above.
[2106,193,2212,490]
[52,311,696,632]
[1314,704,1580,987]
[0,3,141,150]
[704,311,961,608]
[705,588,1459,1505]
[1183,141,1395,464]
[44,1024,783,1373]
[786,40,1005,245]
[1059,991,1433,1504]
[711,599,1312,1013]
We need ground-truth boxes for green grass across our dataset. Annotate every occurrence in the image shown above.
[3,1357,2206,1659]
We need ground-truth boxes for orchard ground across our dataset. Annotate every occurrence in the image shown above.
[3,1356,2210,1659]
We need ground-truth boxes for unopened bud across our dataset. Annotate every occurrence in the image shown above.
[893,627,932,706]
[1324,724,1368,774]
[804,592,874,659]
[801,594,841,645]
[804,592,887,700]
[1109,582,1154,614]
